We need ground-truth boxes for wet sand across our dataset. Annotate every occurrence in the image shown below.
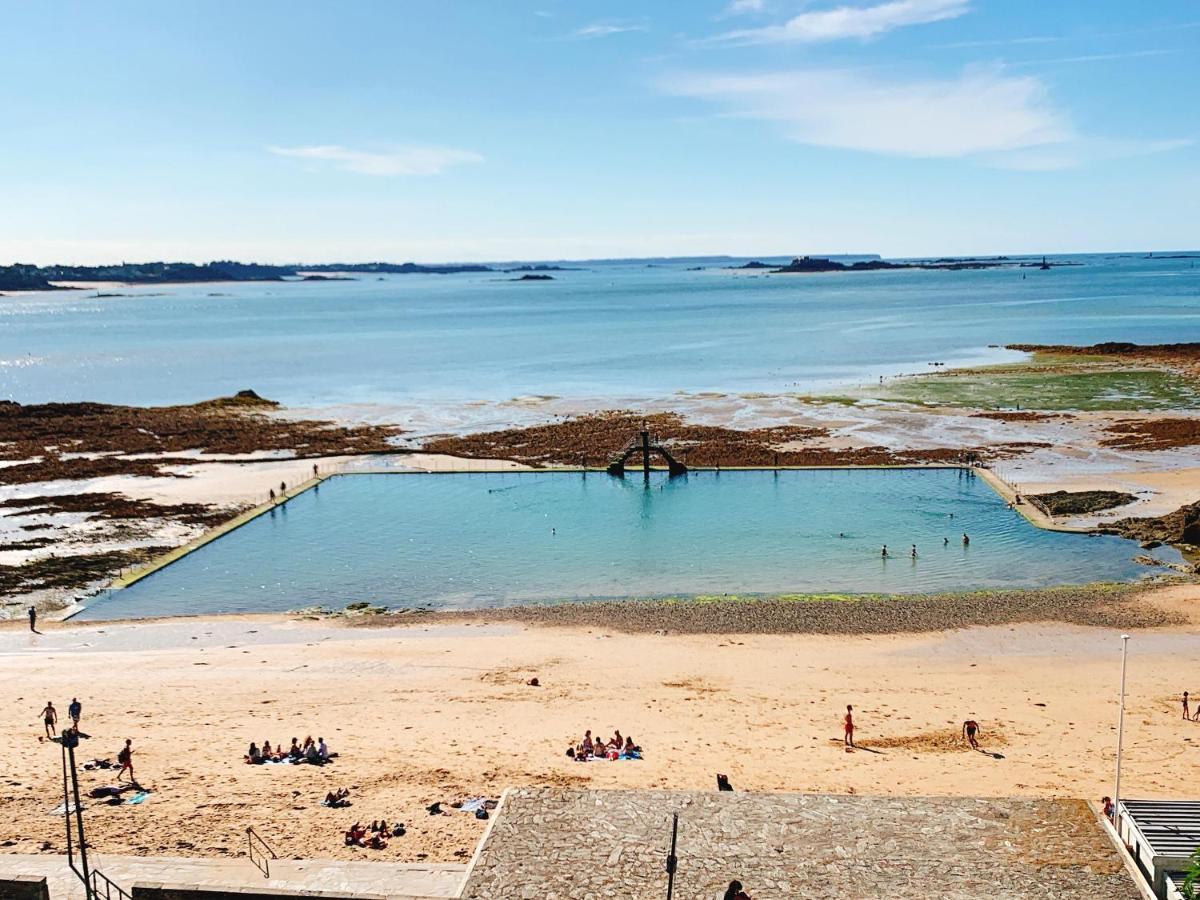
[2,586,1199,864]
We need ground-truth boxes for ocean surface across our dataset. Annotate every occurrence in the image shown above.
[2,253,1197,427]
[75,470,1180,620]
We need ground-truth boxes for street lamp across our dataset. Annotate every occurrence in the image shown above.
[1113,634,1131,831]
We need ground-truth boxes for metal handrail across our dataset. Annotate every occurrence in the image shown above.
[247,826,278,878]
[89,869,133,900]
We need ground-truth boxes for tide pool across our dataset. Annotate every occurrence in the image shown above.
[75,469,1178,620]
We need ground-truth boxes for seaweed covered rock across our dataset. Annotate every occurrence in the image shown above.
[1102,499,1200,548]
[1028,490,1137,517]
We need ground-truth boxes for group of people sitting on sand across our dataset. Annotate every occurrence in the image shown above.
[245,735,334,765]
[566,729,641,761]
[344,819,404,849]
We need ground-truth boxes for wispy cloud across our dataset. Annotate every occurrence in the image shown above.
[985,137,1193,171]
[268,145,483,176]
[661,66,1068,159]
[572,23,647,39]
[1006,48,1178,68]
[710,0,969,45]
[724,0,765,14]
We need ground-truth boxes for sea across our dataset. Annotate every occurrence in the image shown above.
[1,252,1197,431]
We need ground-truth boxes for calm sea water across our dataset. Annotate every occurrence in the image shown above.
[2,254,1197,416]
[75,470,1178,620]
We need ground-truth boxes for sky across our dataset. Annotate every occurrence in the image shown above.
[1,0,1197,263]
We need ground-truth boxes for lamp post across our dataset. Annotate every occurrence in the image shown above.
[1113,633,1131,831]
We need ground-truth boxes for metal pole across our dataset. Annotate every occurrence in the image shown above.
[665,812,678,900]
[1113,633,1130,832]
[67,740,93,896]
[62,743,74,867]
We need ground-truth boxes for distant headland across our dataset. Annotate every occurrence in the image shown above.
[0,259,547,291]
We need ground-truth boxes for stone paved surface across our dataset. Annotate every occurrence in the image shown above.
[462,789,1141,899]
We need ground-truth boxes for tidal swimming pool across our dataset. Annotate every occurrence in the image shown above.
[75,470,1178,620]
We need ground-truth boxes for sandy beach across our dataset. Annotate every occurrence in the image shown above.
[2,584,1199,864]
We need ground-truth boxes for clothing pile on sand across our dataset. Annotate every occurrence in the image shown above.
[566,729,642,761]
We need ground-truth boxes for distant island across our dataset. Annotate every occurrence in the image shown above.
[503,264,580,273]
[745,255,1083,274]
[511,273,554,281]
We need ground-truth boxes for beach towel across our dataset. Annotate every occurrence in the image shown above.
[50,802,79,816]
[126,791,149,805]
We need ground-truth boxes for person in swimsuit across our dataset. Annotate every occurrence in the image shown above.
[962,533,970,546]
[881,545,889,559]
[1184,692,1191,720]
[117,739,135,783]
[68,698,82,727]
[844,705,855,748]
[962,720,980,750]
[41,701,57,738]
[910,544,918,559]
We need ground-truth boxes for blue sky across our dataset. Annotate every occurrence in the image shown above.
[1,0,1196,262]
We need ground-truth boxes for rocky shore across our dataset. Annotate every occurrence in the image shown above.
[422,410,1042,468]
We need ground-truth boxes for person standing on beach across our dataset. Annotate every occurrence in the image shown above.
[1184,691,1191,720]
[117,739,135,783]
[68,697,82,728]
[28,606,37,633]
[844,705,855,749]
[41,701,57,738]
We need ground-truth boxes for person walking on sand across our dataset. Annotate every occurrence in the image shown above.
[68,697,82,728]
[41,701,57,738]
[844,705,855,749]
[28,606,37,633]
[1184,691,1191,720]
[962,719,980,750]
[117,739,135,783]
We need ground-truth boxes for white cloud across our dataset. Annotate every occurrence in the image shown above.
[572,23,647,39]
[712,0,969,44]
[661,66,1071,158]
[725,0,765,14]
[268,145,483,176]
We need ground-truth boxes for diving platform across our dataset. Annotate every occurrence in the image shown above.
[606,428,687,478]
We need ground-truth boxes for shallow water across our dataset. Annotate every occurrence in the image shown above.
[75,470,1179,620]
[2,255,1197,423]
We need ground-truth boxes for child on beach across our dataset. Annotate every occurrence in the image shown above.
[117,739,135,783]
[844,705,855,749]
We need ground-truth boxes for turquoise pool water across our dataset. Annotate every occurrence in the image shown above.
[75,470,1178,620]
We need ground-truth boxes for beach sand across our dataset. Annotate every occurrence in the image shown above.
[3,585,1200,864]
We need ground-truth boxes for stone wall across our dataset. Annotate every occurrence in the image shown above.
[0,876,49,900]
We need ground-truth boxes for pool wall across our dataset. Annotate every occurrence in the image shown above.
[64,461,1088,621]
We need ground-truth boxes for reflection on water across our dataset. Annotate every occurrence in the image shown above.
[76,470,1179,620]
